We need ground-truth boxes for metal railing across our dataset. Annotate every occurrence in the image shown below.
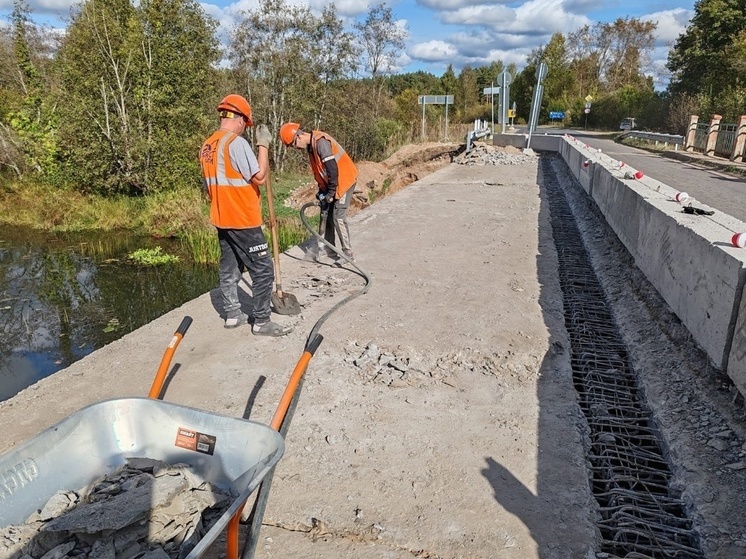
[692,123,708,151]
[715,123,738,157]
[622,131,684,150]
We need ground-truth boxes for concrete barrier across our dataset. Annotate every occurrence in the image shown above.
[529,134,562,152]
[558,138,746,397]
[489,133,563,152]
[491,133,525,148]
[730,294,746,395]
[492,133,746,395]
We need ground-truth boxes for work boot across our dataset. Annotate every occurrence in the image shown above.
[252,320,293,337]
[224,311,249,329]
[334,250,355,267]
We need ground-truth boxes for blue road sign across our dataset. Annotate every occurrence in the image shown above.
[549,111,565,119]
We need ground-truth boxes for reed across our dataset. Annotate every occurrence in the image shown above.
[181,226,221,265]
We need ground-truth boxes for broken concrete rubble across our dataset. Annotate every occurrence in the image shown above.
[455,143,539,165]
[0,458,234,559]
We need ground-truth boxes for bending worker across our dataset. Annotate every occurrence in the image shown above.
[280,123,358,263]
[199,94,292,337]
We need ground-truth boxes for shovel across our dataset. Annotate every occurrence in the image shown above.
[265,173,301,315]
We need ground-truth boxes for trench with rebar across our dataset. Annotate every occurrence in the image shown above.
[542,155,704,558]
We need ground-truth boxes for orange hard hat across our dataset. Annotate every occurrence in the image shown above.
[217,94,253,127]
[280,122,301,146]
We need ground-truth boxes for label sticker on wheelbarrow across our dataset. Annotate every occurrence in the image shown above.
[174,427,216,455]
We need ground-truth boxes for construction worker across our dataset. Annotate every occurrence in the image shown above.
[279,123,358,263]
[199,94,292,337]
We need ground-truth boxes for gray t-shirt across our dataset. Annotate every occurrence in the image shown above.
[229,134,260,181]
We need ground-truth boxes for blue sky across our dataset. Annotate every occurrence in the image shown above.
[0,0,694,88]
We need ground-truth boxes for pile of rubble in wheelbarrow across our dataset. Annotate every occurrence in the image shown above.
[0,458,232,559]
[454,143,539,165]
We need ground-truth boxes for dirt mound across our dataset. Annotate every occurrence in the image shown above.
[284,142,463,216]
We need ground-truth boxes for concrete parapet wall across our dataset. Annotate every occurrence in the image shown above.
[492,133,526,148]
[490,133,562,152]
[529,135,561,152]
[730,295,746,396]
[560,136,746,398]
[560,141,594,194]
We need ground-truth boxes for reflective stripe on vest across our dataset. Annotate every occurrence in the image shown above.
[200,130,261,229]
[309,131,358,199]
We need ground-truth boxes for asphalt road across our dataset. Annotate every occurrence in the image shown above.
[555,129,746,223]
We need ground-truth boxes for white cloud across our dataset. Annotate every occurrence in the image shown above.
[561,0,602,16]
[309,0,369,17]
[441,5,515,26]
[440,0,590,35]
[0,0,73,14]
[642,8,692,45]
[409,39,458,61]
[416,0,506,9]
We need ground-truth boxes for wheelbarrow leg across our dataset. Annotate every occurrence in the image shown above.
[241,376,305,559]
[226,335,323,559]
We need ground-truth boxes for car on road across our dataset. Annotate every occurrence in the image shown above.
[619,117,636,130]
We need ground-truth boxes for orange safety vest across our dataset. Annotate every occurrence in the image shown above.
[309,131,358,199]
[199,130,262,229]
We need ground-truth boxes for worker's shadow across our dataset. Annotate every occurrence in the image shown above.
[481,457,559,557]
[476,155,597,558]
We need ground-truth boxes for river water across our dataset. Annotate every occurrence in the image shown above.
[0,225,217,402]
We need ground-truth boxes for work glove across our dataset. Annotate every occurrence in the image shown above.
[683,205,714,216]
[316,191,333,204]
[255,124,272,149]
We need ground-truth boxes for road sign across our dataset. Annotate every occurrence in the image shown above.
[508,109,516,118]
[417,94,454,142]
[549,111,565,119]
[584,108,591,114]
[482,87,500,95]
[584,102,591,109]
[585,95,593,102]
[418,95,454,105]
[498,71,513,87]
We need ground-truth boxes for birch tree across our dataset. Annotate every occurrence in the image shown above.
[55,0,220,194]
[230,0,357,169]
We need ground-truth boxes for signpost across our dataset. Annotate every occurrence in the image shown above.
[418,95,454,141]
[497,71,512,134]
[584,95,593,129]
[549,111,565,124]
[526,62,547,149]
[482,84,500,133]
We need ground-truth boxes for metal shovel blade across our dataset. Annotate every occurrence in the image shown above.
[271,290,301,315]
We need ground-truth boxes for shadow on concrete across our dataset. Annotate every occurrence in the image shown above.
[479,152,596,558]
[208,281,256,322]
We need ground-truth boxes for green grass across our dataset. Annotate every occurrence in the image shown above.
[0,172,317,265]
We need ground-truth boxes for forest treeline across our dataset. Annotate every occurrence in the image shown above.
[1,0,744,199]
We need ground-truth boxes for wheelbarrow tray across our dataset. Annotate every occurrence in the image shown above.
[0,397,284,557]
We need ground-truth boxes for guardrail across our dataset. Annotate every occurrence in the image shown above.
[621,131,684,150]
[465,128,491,152]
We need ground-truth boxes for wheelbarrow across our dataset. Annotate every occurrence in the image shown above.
[0,316,323,559]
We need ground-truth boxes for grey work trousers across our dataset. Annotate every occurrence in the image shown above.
[319,185,355,256]
[217,227,274,322]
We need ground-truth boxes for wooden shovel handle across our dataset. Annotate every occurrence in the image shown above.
[264,173,283,289]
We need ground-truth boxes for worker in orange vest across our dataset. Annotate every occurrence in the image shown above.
[280,123,358,264]
[199,95,292,337]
